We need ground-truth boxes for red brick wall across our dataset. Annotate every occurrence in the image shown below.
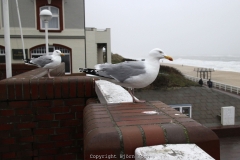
[0,67,97,160]
[0,64,37,80]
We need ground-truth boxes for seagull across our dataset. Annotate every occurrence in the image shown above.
[80,48,173,102]
[24,50,64,78]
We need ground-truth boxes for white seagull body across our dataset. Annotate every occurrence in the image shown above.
[24,50,64,78]
[81,48,173,102]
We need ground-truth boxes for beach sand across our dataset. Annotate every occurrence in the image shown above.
[162,63,240,87]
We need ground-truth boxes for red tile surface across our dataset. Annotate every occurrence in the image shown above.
[84,101,220,160]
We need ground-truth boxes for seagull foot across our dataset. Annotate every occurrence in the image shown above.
[47,71,54,78]
[127,88,146,103]
[133,98,146,103]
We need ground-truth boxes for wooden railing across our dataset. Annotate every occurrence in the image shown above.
[185,75,240,95]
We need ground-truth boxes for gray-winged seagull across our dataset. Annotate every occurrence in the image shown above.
[80,48,173,102]
[24,50,64,78]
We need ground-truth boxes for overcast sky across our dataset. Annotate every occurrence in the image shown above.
[85,0,240,59]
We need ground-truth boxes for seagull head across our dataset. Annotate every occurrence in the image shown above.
[149,48,173,61]
[53,50,64,56]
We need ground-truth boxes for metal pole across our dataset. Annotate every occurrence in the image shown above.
[45,21,49,55]
[3,0,12,78]
[15,0,26,60]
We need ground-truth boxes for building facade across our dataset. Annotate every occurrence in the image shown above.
[0,0,111,74]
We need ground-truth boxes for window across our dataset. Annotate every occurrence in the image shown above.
[169,104,192,118]
[40,6,59,30]
[0,46,5,63]
[36,0,63,32]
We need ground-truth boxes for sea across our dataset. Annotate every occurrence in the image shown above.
[163,55,240,73]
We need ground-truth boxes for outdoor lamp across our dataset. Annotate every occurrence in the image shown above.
[40,9,52,55]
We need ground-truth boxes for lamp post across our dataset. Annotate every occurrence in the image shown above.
[40,9,52,55]
[3,0,12,78]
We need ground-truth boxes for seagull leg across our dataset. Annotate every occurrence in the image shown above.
[128,88,145,103]
[47,69,54,78]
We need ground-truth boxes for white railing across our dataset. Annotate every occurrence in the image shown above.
[184,75,240,95]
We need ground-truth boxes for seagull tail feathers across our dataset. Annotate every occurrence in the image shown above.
[79,68,114,81]
[23,59,36,66]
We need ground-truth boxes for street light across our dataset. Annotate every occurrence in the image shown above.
[40,9,52,55]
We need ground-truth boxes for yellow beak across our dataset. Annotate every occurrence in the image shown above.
[60,53,65,56]
[164,55,173,61]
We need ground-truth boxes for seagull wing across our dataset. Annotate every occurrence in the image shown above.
[30,55,53,68]
[95,61,146,83]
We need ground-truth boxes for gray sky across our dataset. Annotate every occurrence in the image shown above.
[85,0,240,59]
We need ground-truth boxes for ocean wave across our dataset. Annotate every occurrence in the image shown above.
[163,58,240,73]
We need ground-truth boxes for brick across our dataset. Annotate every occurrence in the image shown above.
[21,115,35,122]
[15,79,23,100]
[77,78,84,97]
[34,155,54,160]
[33,100,51,107]
[34,135,49,143]
[76,112,83,119]
[22,79,30,100]
[0,82,7,100]
[34,142,55,149]
[54,78,62,98]
[36,114,54,121]
[34,128,54,135]
[50,134,70,141]
[21,130,32,137]
[1,137,15,144]
[69,78,77,98]
[55,141,73,147]
[2,152,16,159]
[70,105,84,112]
[39,148,57,156]
[65,98,85,106]
[55,127,75,134]
[18,122,36,129]
[60,120,81,127]
[38,121,59,128]
[0,109,15,116]
[46,79,54,99]
[61,146,80,154]
[120,126,143,156]
[72,133,83,139]
[85,78,93,97]
[52,100,64,106]
[36,107,50,114]
[16,108,33,115]
[0,101,8,108]
[141,125,166,146]
[19,136,34,143]
[62,78,69,98]
[55,154,75,160]
[0,116,9,124]
[0,124,14,131]
[9,101,31,108]
[7,79,16,100]
[0,145,10,152]
[10,143,32,151]
[55,113,75,120]
[30,78,39,99]
[50,106,69,113]
[39,78,47,99]
[17,150,38,157]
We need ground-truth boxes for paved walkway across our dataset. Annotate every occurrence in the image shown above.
[135,87,240,127]
[135,87,240,160]
[220,136,240,160]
